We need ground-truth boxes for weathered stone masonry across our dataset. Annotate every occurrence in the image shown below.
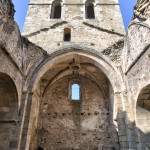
[0,0,149,150]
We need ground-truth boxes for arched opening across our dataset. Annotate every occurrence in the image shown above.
[136,84,150,149]
[85,0,95,19]
[50,0,62,19]
[0,72,18,150]
[64,28,71,42]
[28,53,120,150]
[71,83,80,101]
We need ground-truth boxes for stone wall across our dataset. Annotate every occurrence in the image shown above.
[134,0,150,21]
[0,0,15,19]
[123,22,150,150]
[122,22,150,72]
[23,0,125,59]
[23,51,125,150]
[0,72,19,150]
[38,75,119,150]
[0,0,149,149]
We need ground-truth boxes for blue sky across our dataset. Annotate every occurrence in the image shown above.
[72,84,80,100]
[12,0,137,31]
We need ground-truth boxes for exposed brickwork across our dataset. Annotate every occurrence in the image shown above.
[38,75,119,149]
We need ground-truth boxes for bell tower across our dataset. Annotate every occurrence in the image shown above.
[23,0,125,54]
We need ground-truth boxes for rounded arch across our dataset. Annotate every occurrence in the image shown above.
[22,47,125,150]
[36,53,122,91]
[136,84,150,149]
[133,79,150,114]
[0,72,18,112]
[137,84,150,111]
[27,46,125,93]
[0,72,19,150]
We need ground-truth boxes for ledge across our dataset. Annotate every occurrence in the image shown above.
[83,22,124,37]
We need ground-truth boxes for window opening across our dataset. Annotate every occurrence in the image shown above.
[64,28,71,41]
[71,83,80,101]
[51,0,61,19]
[85,1,95,19]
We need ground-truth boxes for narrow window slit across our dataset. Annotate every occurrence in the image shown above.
[71,83,80,101]
[64,28,71,41]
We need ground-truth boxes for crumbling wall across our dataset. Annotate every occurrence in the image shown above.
[0,72,19,150]
[122,23,150,72]
[22,37,47,78]
[38,75,119,150]
[0,0,23,69]
[0,1,50,150]
[134,0,150,21]
[0,0,15,19]
[124,34,150,150]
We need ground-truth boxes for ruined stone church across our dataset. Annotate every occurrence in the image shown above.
[0,0,149,149]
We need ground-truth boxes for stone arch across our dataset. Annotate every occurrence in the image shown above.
[136,84,150,149]
[132,78,150,118]
[0,72,18,150]
[22,48,125,150]
[29,48,124,93]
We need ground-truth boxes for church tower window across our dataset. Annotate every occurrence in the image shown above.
[50,0,62,19]
[85,0,95,19]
